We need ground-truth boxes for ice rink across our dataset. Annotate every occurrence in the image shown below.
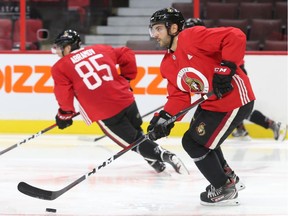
[0,134,287,216]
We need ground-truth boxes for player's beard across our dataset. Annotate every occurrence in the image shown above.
[158,36,171,48]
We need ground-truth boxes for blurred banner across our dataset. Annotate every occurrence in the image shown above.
[0,52,287,130]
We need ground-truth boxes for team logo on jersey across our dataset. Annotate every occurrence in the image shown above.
[177,67,209,93]
[184,77,203,92]
[196,122,206,136]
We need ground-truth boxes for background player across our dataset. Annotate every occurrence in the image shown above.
[50,29,188,175]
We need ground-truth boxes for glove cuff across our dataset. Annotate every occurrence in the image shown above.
[57,109,75,120]
[159,110,172,120]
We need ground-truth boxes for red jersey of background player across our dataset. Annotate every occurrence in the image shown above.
[160,26,256,116]
[51,45,136,123]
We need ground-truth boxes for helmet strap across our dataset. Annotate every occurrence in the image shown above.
[168,35,175,50]
[166,24,179,50]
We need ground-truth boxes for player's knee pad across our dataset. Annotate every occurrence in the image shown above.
[182,130,210,161]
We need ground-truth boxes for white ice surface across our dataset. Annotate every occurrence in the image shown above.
[0,134,287,216]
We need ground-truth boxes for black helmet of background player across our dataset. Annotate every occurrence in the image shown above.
[149,7,185,49]
[53,29,81,55]
[184,18,205,29]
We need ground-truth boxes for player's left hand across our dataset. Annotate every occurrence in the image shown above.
[147,110,174,141]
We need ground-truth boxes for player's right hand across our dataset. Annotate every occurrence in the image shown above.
[55,108,75,129]
[147,110,174,140]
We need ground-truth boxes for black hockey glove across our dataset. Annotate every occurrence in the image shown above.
[147,110,175,141]
[213,60,236,99]
[55,108,75,129]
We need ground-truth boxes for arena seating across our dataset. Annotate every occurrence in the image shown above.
[13,19,44,50]
[239,2,274,21]
[126,40,165,50]
[263,40,287,51]
[0,0,286,50]
[0,19,13,50]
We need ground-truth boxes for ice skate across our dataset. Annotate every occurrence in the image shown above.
[270,122,287,141]
[228,172,245,191]
[232,128,251,141]
[147,160,166,173]
[223,164,245,191]
[161,151,190,175]
[205,172,245,192]
[201,179,240,206]
[206,164,245,192]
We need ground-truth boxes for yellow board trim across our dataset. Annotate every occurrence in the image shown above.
[0,120,286,139]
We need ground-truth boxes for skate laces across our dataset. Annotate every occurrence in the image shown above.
[207,185,223,198]
[208,179,235,198]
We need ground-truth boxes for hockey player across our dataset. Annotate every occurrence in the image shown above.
[50,29,188,175]
[232,110,286,141]
[185,18,287,142]
[147,8,256,206]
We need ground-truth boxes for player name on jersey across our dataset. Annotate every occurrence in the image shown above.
[70,49,96,64]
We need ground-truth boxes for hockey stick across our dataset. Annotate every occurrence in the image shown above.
[0,112,80,156]
[79,105,165,142]
[17,91,213,200]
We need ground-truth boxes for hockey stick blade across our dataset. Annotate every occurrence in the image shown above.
[18,182,57,200]
[17,92,213,200]
[0,112,80,156]
[18,175,86,201]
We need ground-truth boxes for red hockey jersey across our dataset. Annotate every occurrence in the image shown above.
[51,45,136,122]
[160,26,256,116]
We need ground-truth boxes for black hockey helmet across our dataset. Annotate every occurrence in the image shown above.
[149,7,185,33]
[54,29,81,51]
[184,18,205,28]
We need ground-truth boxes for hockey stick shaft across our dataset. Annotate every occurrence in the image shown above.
[93,105,164,142]
[163,91,214,127]
[0,112,80,156]
[17,91,213,200]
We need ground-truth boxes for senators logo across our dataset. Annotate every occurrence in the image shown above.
[196,122,206,136]
[185,77,203,92]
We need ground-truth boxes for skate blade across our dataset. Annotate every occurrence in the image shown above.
[170,156,190,175]
[236,181,246,191]
[277,124,287,142]
[200,198,240,206]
